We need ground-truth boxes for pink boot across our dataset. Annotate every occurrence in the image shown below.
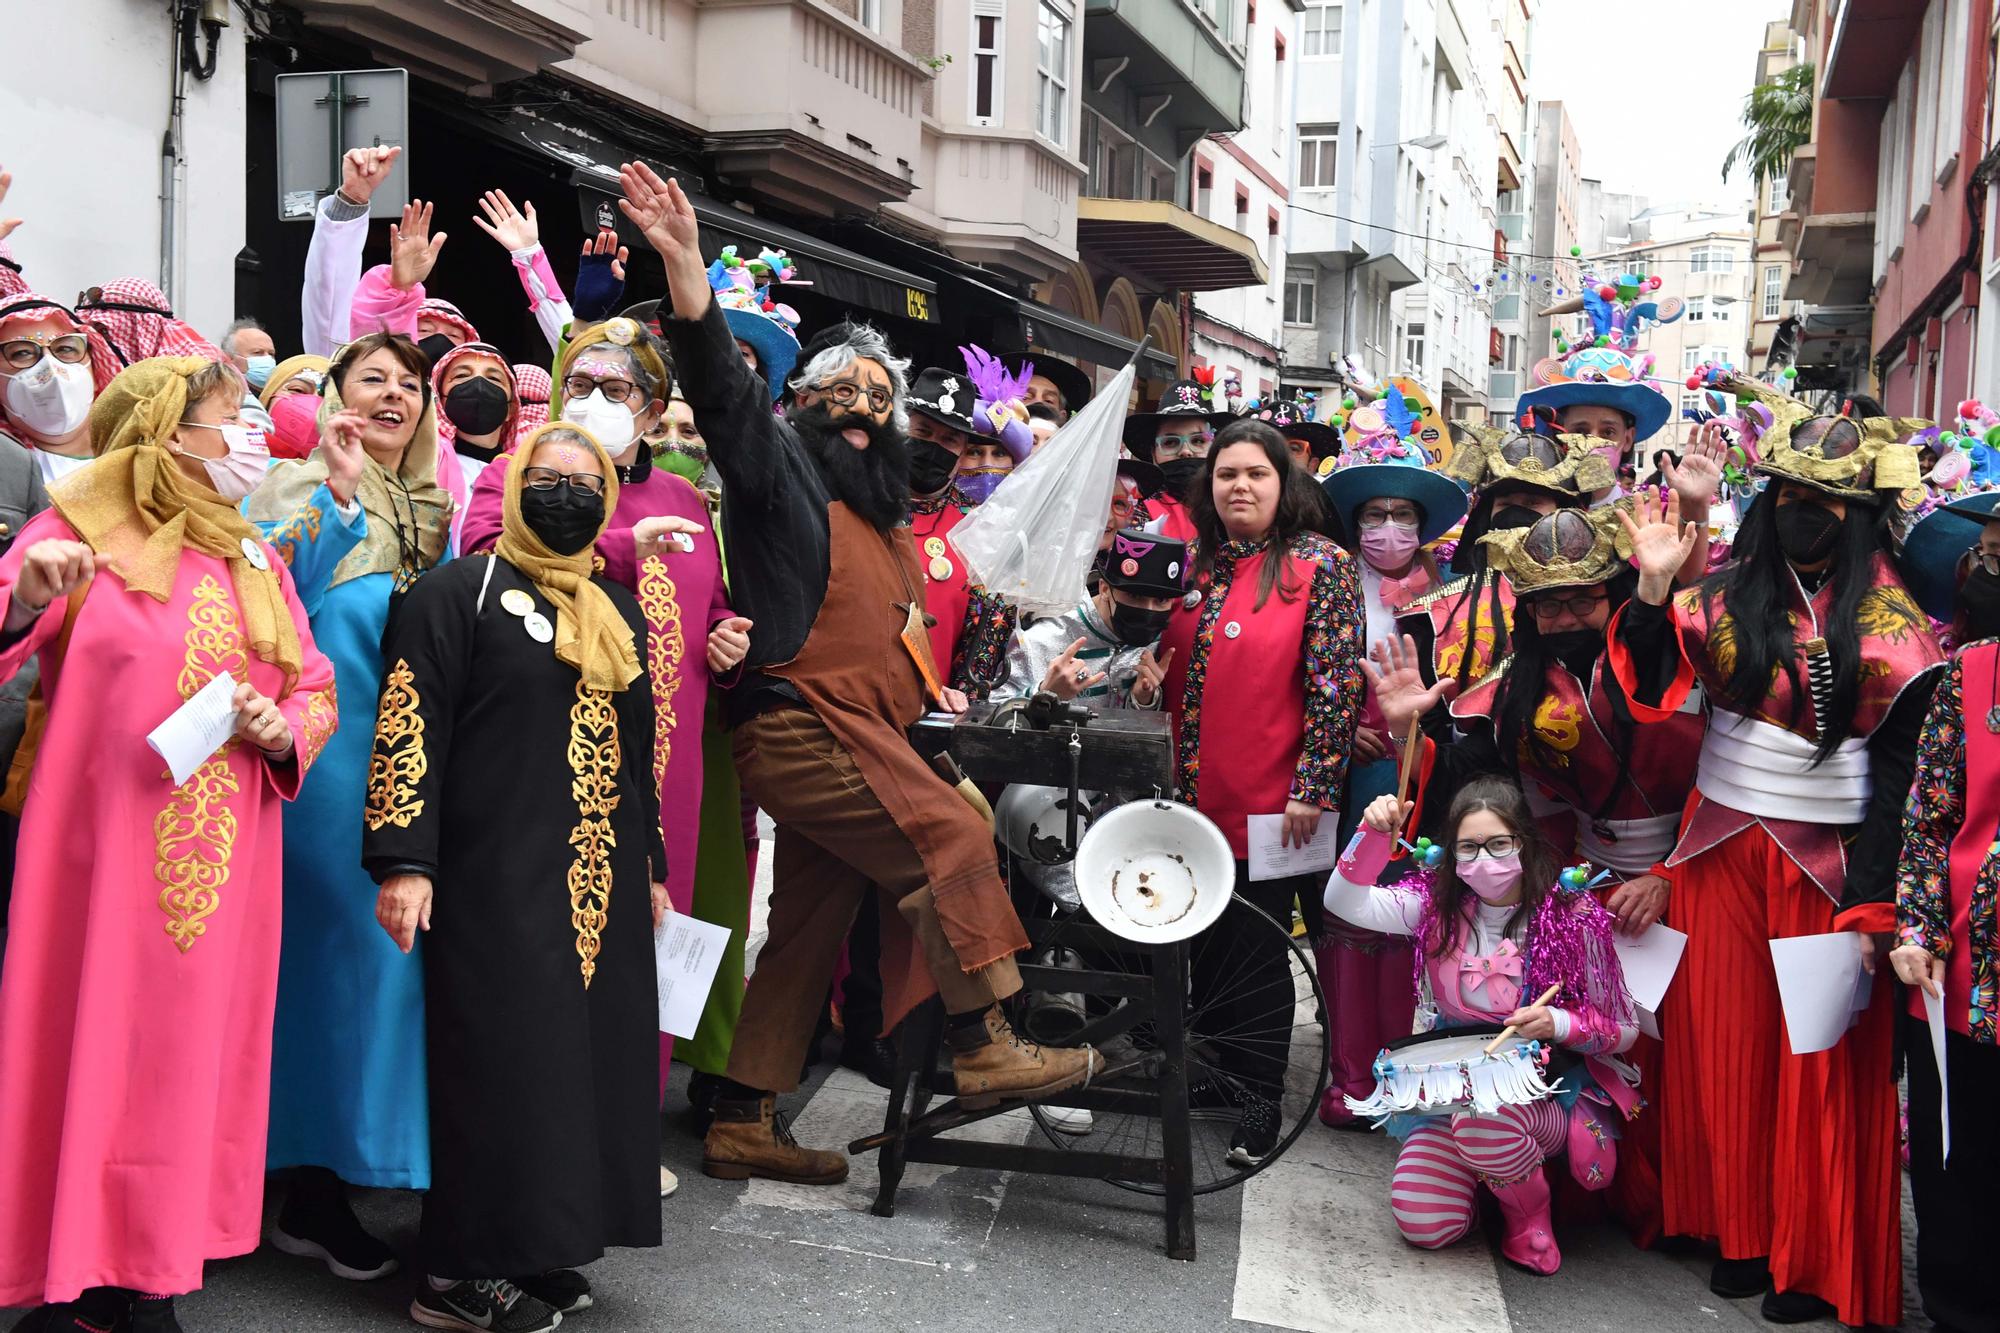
[1317,938,1367,1127]
[1488,1166,1561,1275]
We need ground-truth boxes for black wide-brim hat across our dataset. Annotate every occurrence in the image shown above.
[1900,488,2000,619]
[995,351,1093,417]
[1101,527,1189,599]
[1117,456,1167,499]
[1124,379,1232,461]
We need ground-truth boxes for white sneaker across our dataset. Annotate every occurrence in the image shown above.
[1040,1103,1094,1135]
[660,1166,680,1198]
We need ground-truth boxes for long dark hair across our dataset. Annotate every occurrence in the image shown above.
[1702,483,1895,759]
[1189,420,1329,610]
[1491,571,1640,814]
[1442,487,1547,688]
[1426,776,1562,961]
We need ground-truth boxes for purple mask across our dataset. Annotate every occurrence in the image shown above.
[957,466,1007,504]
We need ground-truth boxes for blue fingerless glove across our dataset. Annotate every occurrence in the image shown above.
[573,250,626,323]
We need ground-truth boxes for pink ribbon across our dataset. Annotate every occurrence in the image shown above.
[1378,568,1432,608]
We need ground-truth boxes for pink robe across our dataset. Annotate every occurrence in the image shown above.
[462,459,733,1064]
[0,510,338,1306]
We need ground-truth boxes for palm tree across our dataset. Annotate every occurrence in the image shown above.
[1723,62,1816,189]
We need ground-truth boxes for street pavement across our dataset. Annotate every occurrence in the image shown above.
[10,832,1932,1331]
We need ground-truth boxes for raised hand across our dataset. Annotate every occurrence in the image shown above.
[617,162,708,317]
[1040,636,1106,701]
[1615,487,1698,604]
[472,189,539,252]
[1359,633,1457,738]
[1663,421,1725,509]
[340,145,401,207]
[230,679,294,756]
[572,229,630,323]
[1131,645,1174,707]
[320,410,368,504]
[1362,793,1411,835]
[388,199,447,291]
[0,166,20,245]
[635,514,706,562]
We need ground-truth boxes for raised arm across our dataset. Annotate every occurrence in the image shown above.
[473,189,573,353]
[302,147,397,356]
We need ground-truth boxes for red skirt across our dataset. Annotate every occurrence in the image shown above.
[1658,824,1901,1327]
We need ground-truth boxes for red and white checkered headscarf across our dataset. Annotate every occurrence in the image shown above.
[512,363,552,434]
[416,298,479,345]
[0,292,122,438]
[0,237,26,302]
[75,277,223,366]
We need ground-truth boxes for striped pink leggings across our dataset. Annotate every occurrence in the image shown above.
[1388,1101,1569,1248]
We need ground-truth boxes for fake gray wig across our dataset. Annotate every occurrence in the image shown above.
[788,321,912,433]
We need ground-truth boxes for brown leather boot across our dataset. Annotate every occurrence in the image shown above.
[948,1006,1100,1109]
[702,1095,849,1185]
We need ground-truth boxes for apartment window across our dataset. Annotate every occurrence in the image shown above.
[1284,266,1317,325]
[1936,0,1968,179]
[859,0,882,31]
[1684,296,1706,323]
[1878,61,1914,275]
[1765,172,1789,215]
[1913,1,1943,193]
[1298,128,1338,189]
[1036,2,1071,147]
[1682,347,1701,373]
[1271,34,1287,138]
[970,6,1002,125]
[1196,163,1214,216]
[1235,185,1250,230]
[1688,246,1734,274]
[1679,391,1706,421]
[1501,334,1519,370]
[1762,264,1784,319]
[1624,258,1651,280]
[1302,3,1342,57]
[1403,325,1427,372]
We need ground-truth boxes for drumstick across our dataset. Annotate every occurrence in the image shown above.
[1483,983,1563,1054]
[1393,711,1422,809]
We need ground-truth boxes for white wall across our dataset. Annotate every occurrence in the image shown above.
[1,2,247,341]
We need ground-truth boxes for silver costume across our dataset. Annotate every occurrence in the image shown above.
[993,599,1162,708]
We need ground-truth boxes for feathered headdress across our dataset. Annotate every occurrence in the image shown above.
[960,343,1036,463]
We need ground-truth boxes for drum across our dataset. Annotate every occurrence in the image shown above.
[1342,1026,1561,1119]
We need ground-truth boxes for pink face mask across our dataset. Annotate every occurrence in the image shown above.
[1359,519,1420,572]
[1458,852,1524,902]
[268,392,322,459]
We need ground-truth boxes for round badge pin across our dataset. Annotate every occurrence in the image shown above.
[1120,558,1140,576]
[523,611,555,643]
[1223,620,1242,640]
[928,555,953,581]
[923,536,947,558]
[500,588,535,617]
[239,537,269,571]
[1183,589,1203,609]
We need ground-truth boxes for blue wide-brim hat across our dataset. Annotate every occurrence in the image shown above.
[1515,380,1673,445]
[1900,489,2000,619]
[722,308,800,402]
[1321,461,1469,547]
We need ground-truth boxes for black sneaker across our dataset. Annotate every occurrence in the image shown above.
[1708,1254,1770,1299]
[411,1279,561,1332]
[1759,1289,1834,1325]
[512,1270,591,1315]
[1226,1092,1281,1167]
[7,1304,121,1333]
[271,1182,399,1280]
[127,1296,183,1333]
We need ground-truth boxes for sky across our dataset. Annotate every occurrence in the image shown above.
[1529,0,1793,209]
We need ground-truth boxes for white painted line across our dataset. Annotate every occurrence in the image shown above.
[1230,984,1510,1333]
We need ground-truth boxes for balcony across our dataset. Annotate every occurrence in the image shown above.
[1083,0,1245,144]
[1822,0,1924,98]
[1076,197,1267,291]
[289,0,593,90]
[1497,127,1522,193]
[889,129,1083,284]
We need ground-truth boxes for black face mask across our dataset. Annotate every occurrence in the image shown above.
[908,438,959,497]
[1960,566,2000,642]
[1490,503,1543,532]
[1108,600,1173,646]
[442,377,511,437]
[1158,456,1205,499]
[1775,499,1842,566]
[519,485,604,556]
[417,333,457,367]
[1536,628,1602,679]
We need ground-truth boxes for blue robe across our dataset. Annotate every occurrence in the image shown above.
[257,483,439,1187]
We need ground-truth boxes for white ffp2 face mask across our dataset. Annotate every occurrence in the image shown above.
[3,353,95,438]
[562,389,639,455]
[177,421,273,502]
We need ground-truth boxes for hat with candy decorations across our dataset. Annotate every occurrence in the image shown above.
[1479,505,1634,594]
[1242,390,1342,464]
[1515,268,1680,443]
[1320,378,1468,545]
[707,245,805,401]
[1122,374,1233,459]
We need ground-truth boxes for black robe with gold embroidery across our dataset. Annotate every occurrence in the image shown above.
[362,553,665,1277]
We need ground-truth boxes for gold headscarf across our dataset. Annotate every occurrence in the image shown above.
[257,353,330,409]
[244,338,453,589]
[496,422,641,693]
[53,355,303,690]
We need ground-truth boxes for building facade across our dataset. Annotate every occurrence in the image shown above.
[1485,0,1534,423]
[1744,18,1805,380]
[1523,99,1581,375]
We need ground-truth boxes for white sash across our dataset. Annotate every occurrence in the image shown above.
[1695,708,1871,824]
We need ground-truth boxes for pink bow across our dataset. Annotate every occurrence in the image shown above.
[1458,940,1522,1009]
[1378,568,1432,608]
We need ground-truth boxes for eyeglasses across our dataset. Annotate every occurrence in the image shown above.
[1968,547,2000,576]
[1527,588,1608,621]
[520,466,607,498]
[1356,508,1420,529]
[818,379,894,413]
[564,374,640,405]
[1452,834,1521,863]
[1154,431,1213,456]
[1,333,90,370]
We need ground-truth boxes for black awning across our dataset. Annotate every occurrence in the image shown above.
[569,175,935,324]
[844,224,1175,379]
